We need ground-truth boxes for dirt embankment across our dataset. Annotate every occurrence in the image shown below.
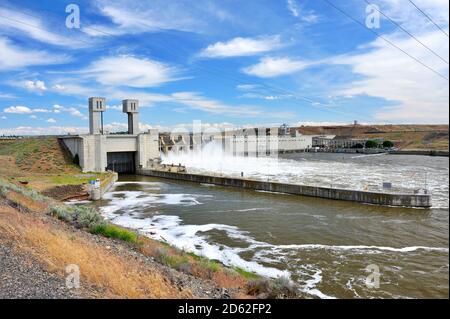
[41,184,88,201]
[0,194,236,299]
[296,124,449,150]
[0,137,111,199]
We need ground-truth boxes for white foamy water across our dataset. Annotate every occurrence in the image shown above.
[98,180,449,299]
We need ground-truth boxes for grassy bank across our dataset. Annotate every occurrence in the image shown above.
[0,137,113,196]
[0,178,300,298]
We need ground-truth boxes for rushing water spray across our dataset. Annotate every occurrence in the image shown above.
[161,140,290,179]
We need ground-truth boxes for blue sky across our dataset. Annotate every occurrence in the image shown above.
[0,0,448,135]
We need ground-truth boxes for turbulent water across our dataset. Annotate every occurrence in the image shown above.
[95,146,449,299]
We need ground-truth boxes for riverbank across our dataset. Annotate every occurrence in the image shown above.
[0,137,304,299]
[0,177,303,299]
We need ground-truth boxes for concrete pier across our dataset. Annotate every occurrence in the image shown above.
[138,169,432,208]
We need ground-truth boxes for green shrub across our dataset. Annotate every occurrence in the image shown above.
[383,140,394,148]
[0,178,47,201]
[154,247,192,270]
[233,267,260,280]
[365,140,379,148]
[90,224,139,244]
[49,205,74,223]
[0,185,8,196]
[246,276,300,299]
[73,205,103,229]
[50,204,103,229]
[199,259,220,273]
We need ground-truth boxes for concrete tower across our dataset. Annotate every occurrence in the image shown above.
[88,97,106,134]
[122,99,139,135]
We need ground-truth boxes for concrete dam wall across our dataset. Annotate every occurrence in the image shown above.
[138,169,432,208]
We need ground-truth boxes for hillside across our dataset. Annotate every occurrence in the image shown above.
[0,137,109,197]
[0,137,79,173]
[296,124,449,150]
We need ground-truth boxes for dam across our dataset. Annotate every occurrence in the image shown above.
[59,97,432,208]
[60,97,159,173]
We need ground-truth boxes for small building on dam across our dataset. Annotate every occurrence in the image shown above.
[60,97,159,173]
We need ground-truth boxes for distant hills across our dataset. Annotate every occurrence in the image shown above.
[296,124,449,150]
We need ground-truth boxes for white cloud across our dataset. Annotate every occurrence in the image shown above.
[110,89,286,117]
[0,126,88,136]
[0,92,15,99]
[1,116,6,120]
[53,104,88,119]
[46,118,56,123]
[23,80,47,93]
[236,83,292,100]
[0,37,69,71]
[169,92,265,116]
[199,35,284,58]
[30,115,37,119]
[83,0,224,36]
[3,106,52,114]
[106,104,122,111]
[4,106,32,114]
[287,0,300,17]
[52,84,65,91]
[243,57,315,78]
[236,84,259,91]
[82,55,180,88]
[286,0,319,23]
[33,108,51,113]
[377,0,448,34]
[334,31,449,123]
[0,7,91,48]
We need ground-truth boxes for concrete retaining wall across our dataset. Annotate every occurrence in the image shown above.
[89,172,118,200]
[138,169,431,208]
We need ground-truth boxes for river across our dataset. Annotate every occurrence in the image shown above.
[94,152,449,299]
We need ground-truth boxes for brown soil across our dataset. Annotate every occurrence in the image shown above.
[42,184,89,201]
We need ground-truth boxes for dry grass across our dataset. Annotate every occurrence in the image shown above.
[1,180,253,297]
[5,190,49,213]
[0,204,191,299]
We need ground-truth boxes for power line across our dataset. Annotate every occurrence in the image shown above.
[322,0,449,81]
[363,0,448,65]
[407,0,449,38]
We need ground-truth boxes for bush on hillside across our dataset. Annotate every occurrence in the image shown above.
[365,140,379,148]
[383,140,394,148]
